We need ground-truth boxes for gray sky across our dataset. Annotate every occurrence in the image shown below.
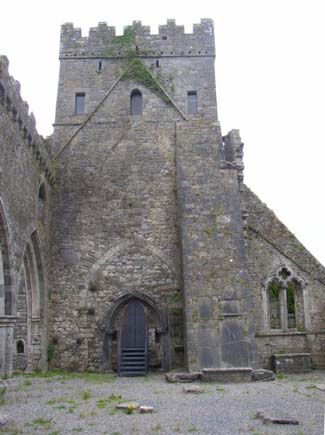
[2,0,325,265]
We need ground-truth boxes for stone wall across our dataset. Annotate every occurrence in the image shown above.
[60,19,215,58]
[48,20,219,372]
[176,121,257,371]
[2,19,325,377]
[49,91,184,371]
[0,56,52,375]
[242,185,325,369]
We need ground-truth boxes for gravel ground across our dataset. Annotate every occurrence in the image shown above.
[1,371,325,434]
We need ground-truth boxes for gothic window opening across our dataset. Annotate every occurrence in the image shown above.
[75,92,85,114]
[187,91,198,114]
[130,89,142,116]
[268,281,281,329]
[16,340,25,354]
[38,183,46,223]
[287,281,296,328]
[266,267,305,331]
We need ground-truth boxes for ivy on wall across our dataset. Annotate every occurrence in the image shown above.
[103,26,172,105]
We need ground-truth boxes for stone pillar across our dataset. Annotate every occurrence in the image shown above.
[0,246,5,314]
[0,316,15,377]
[31,317,42,369]
[176,120,257,371]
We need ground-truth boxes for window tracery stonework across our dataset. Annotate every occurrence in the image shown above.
[262,266,307,333]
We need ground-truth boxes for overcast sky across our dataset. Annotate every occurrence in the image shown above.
[2,0,325,266]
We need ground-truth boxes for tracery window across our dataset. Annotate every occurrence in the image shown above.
[265,267,305,331]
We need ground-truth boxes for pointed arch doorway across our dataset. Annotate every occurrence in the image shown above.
[102,292,170,375]
[118,299,147,376]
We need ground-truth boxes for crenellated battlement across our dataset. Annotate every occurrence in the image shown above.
[60,19,215,58]
[0,56,53,183]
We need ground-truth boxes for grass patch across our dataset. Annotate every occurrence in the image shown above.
[215,386,225,392]
[46,395,78,413]
[306,384,317,389]
[188,427,198,433]
[81,390,92,400]
[28,418,52,430]
[97,399,109,409]
[22,370,116,383]
[0,384,5,406]
[96,393,123,409]
[275,373,287,380]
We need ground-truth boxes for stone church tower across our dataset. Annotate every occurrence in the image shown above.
[1,19,325,377]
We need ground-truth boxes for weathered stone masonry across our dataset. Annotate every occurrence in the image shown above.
[1,19,325,376]
[0,56,53,376]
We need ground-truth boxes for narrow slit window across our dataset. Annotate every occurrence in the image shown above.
[187,91,197,114]
[130,89,142,116]
[75,92,85,114]
[98,61,102,71]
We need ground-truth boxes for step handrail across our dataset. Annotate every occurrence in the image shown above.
[144,327,148,374]
[117,326,123,376]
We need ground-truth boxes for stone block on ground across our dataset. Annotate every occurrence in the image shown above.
[315,384,325,391]
[139,406,154,413]
[255,411,299,425]
[272,353,311,374]
[202,367,252,383]
[251,369,275,382]
[0,414,9,427]
[165,372,202,383]
[183,385,205,394]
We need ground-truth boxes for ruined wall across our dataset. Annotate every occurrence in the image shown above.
[176,123,257,371]
[48,19,219,372]
[242,186,325,368]
[0,56,53,375]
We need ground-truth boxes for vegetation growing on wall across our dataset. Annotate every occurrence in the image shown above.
[103,26,173,105]
[121,59,172,104]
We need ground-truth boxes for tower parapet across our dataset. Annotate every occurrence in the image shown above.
[60,19,215,58]
[0,56,53,183]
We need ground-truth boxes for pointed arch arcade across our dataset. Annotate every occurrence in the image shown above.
[13,231,47,372]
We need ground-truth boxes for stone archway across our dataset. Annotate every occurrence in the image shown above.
[13,232,47,372]
[0,198,15,377]
[101,292,169,373]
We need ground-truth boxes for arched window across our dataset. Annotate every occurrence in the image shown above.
[266,267,305,331]
[130,89,142,116]
[38,183,46,202]
[38,183,46,223]
[268,280,282,329]
[16,340,25,354]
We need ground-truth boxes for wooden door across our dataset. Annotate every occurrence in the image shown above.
[124,300,146,348]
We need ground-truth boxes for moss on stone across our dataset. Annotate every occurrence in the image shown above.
[121,59,172,105]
